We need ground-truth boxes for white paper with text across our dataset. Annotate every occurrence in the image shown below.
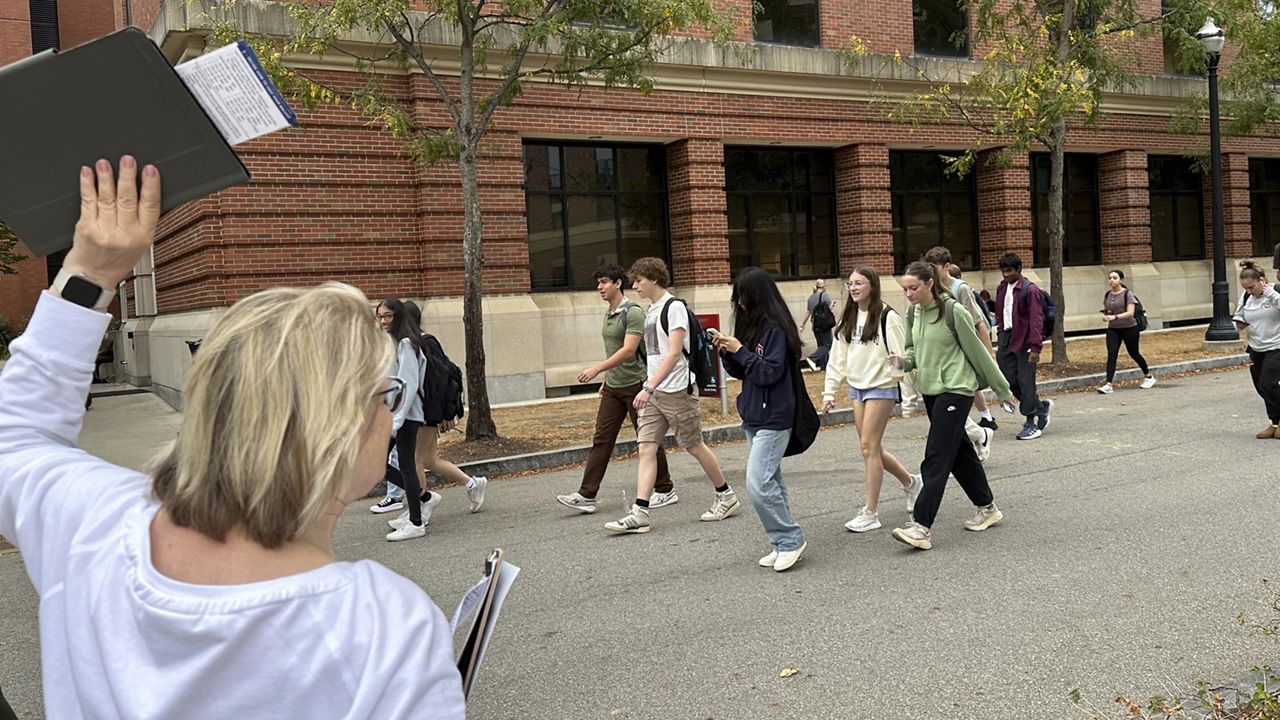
[174,41,297,146]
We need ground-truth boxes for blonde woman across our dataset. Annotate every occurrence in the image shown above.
[0,159,464,717]
[822,267,922,533]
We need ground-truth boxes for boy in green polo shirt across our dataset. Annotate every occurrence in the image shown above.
[557,264,678,514]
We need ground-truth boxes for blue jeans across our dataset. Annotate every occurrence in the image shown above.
[744,428,804,552]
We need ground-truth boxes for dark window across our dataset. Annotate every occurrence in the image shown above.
[1148,156,1204,261]
[725,148,837,278]
[890,151,980,272]
[913,0,968,57]
[1250,158,1280,257]
[29,0,59,53]
[754,0,820,47]
[523,142,668,290]
[1030,153,1101,266]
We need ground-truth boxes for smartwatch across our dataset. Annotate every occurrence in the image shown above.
[52,269,115,311]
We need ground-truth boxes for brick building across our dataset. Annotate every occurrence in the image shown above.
[3,0,1279,405]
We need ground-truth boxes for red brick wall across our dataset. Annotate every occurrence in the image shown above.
[822,0,912,55]
[1099,150,1153,264]
[666,138,729,288]
[0,240,48,329]
[1,0,31,62]
[57,0,115,49]
[836,144,894,275]
[976,149,1032,269]
[1217,152,1254,258]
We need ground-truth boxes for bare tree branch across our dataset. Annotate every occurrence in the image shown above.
[1098,8,1179,35]
[383,14,463,126]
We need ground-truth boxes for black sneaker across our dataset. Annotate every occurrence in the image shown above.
[1035,399,1054,431]
[978,416,998,431]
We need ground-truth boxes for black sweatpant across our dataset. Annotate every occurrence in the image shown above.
[1105,326,1149,382]
[393,420,425,525]
[0,683,16,720]
[997,331,1042,419]
[912,393,995,528]
[1248,348,1280,424]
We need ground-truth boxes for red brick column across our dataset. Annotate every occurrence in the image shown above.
[976,149,1031,269]
[1098,150,1153,264]
[1218,153,1254,258]
[835,144,893,276]
[666,139,728,287]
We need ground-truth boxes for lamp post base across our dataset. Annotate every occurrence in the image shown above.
[1204,318,1240,343]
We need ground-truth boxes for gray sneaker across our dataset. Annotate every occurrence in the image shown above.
[891,522,932,550]
[604,505,651,534]
[844,507,881,533]
[556,492,598,514]
[964,503,1004,531]
[1036,399,1054,431]
[649,490,680,509]
[699,490,741,522]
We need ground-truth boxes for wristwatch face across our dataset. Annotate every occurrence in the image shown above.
[62,275,105,308]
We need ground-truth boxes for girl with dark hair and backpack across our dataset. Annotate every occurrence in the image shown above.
[375,299,430,541]
[891,262,1013,551]
[1097,270,1155,394]
[713,267,808,571]
[821,267,922,534]
[377,302,488,535]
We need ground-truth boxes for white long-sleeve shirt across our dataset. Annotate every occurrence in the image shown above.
[823,306,906,401]
[391,336,426,434]
[0,293,465,719]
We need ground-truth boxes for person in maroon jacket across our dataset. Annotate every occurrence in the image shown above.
[992,253,1054,440]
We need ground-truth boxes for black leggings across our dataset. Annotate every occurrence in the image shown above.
[393,420,425,525]
[1248,348,1280,424]
[1105,326,1149,382]
[0,683,16,720]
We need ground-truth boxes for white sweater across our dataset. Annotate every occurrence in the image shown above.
[823,306,906,400]
[0,293,465,719]
[1234,284,1280,352]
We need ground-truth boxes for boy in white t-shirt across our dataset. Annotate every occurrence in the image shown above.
[605,257,739,535]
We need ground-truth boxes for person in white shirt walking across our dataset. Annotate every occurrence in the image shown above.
[605,257,738,534]
[821,267,922,533]
[1233,260,1280,439]
[0,158,464,718]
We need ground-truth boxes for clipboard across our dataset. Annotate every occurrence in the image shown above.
[455,548,518,699]
[0,27,251,257]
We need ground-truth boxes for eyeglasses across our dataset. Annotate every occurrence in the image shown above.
[375,313,395,322]
[844,280,867,289]
[374,377,407,413]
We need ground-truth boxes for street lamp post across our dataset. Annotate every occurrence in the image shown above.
[1197,18,1239,342]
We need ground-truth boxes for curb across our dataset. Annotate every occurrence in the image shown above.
[381,353,1249,492]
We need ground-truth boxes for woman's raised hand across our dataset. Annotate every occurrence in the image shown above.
[62,157,161,291]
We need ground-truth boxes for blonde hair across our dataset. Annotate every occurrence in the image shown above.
[152,283,395,548]
[814,279,827,291]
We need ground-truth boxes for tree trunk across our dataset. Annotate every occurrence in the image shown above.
[1046,120,1069,364]
[458,140,497,441]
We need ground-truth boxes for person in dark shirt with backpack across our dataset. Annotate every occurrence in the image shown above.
[1097,270,1155,394]
[799,279,837,371]
[992,253,1054,440]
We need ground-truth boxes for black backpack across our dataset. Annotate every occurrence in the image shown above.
[419,333,465,424]
[1019,283,1057,337]
[1107,290,1148,332]
[784,364,820,457]
[811,292,836,331]
[659,298,718,395]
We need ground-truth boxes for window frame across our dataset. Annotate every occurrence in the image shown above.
[752,0,822,48]
[1029,152,1102,267]
[522,141,671,292]
[1148,155,1206,261]
[28,0,59,54]
[724,146,838,280]
[1250,157,1280,257]
[889,150,981,273]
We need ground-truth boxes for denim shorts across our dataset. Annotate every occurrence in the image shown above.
[848,386,900,403]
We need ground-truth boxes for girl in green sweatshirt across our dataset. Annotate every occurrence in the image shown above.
[891,262,1014,551]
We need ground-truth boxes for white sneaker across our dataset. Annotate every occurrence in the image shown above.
[973,426,993,462]
[604,505,651,534]
[649,490,680,509]
[773,542,807,572]
[1140,375,1156,389]
[556,492,598,514]
[758,550,778,568]
[385,521,425,541]
[1098,383,1114,394]
[700,490,741,521]
[388,492,442,530]
[466,477,488,513]
[903,473,923,514]
[844,507,881,533]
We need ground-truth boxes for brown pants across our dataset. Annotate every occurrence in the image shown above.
[579,382,673,498]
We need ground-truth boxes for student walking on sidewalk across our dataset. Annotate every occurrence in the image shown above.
[1098,270,1155,394]
[891,262,1014,551]
[821,267,922,534]
[799,279,837,371]
[924,247,1000,432]
[993,253,1054,440]
[715,268,807,571]
[605,257,738,535]
[1233,260,1280,439]
[558,264,678,514]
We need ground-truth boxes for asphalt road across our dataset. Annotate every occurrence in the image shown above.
[1,369,1277,719]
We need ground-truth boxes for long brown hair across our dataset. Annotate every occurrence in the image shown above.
[835,267,887,344]
[904,261,948,323]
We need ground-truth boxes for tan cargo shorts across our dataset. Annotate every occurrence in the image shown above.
[636,389,703,449]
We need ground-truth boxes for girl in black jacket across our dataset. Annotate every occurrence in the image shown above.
[715,268,808,572]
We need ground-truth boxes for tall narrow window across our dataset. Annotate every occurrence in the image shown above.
[28,0,59,53]
[1030,153,1101,266]
[913,0,968,57]
[725,148,837,278]
[1250,158,1280,258]
[523,142,668,290]
[754,0,820,47]
[1148,156,1204,261]
[890,151,980,272]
